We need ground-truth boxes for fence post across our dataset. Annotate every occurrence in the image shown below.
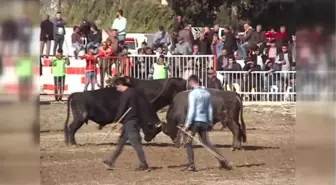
[213,54,217,72]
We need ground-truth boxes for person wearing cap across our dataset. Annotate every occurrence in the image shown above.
[148,55,169,80]
[51,49,70,102]
[103,77,150,171]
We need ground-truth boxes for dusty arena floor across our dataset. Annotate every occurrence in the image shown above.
[40,103,295,185]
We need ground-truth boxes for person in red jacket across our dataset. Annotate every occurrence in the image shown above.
[275,26,289,52]
[80,46,99,91]
[98,41,113,88]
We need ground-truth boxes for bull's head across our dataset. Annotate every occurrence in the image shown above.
[143,122,164,142]
[161,120,184,148]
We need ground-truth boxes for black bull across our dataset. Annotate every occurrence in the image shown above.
[159,89,247,150]
[63,77,187,145]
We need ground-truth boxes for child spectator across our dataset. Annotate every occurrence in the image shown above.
[148,55,169,80]
[51,49,70,102]
[98,41,113,88]
[81,47,99,91]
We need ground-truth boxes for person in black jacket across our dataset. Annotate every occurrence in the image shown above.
[87,25,102,53]
[223,26,237,55]
[0,16,18,56]
[103,77,150,171]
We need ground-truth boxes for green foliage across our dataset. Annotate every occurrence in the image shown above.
[61,0,175,33]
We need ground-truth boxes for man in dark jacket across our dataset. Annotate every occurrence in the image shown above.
[216,49,230,71]
[103,77,150,171]
[195,33,211,54]
[0,16,18,56]
[250,25,266,53]
[172,16,184,50]
[223,26,237,55]
[52,12,66,55]
[79,19,92,47]
[40,15,54,56]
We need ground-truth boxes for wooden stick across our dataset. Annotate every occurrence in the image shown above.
[100,107,132,143]
[177,126,227,162]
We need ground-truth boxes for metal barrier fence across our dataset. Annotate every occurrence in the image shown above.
[216,71,296,102]
[127,55,215,87]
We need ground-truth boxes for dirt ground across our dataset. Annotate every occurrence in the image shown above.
[40,103,295,185]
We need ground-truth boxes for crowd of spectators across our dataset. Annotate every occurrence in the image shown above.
[40,12,298,97]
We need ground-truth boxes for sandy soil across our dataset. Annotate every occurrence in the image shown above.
[40,103,295,185]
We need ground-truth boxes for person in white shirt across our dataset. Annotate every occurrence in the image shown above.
[112,9,127,42]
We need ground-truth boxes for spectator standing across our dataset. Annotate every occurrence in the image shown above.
[107,29,119,55]
[239,23,253,60]
[178,25,194,48]
[195,33,211,54]
[79,19,91,46]
[172,16,185,49]
[250,25,266,53]
[265,39,278,63]
[211,34,223,56]
[16,52,33,102]
[216,48,230,71]
[0,16,18,56]
[174,37,192,55]
[223,56,242,91]
[112,9,127,42]
[265,28,276,43]
[18,16,33,54]
[212,24,221,38]
[71,26,84,59]
[87,25,102,52]
[207,69,222,89]
[275,26,289,52]
[204,27,213,47]
[274,44,293,90]
[98,41,113,88]
[148,55,170,80]
[243,60,262,100]
[222,26,237,55]
[81,47,99,91]
[52,12,66,56]
[40,15,54,56]
[51,49,69,102]
[192,44,200,55]
[153,26,170,49]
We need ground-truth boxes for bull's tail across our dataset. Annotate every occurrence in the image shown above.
[236,93,247,143]
[64,94,73,145]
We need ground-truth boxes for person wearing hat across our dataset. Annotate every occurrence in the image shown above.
[148,54,169,80]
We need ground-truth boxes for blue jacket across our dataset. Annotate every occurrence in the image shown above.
[185,86,213,127]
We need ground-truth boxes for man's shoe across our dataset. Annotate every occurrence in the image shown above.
[102,159,113,170]
[220,161,233,170]
[183,165,197,172]
[135,164,150,172]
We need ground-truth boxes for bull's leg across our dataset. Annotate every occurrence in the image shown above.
[68,120,85,145]
[224,121,241,151]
